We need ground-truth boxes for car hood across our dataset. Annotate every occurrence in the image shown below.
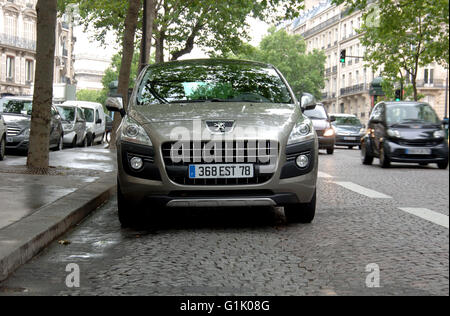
[128,102,301,142]
[2,113,30,129]
[335,125,362,134]
[394,126,442,141]
[310,119,330,131]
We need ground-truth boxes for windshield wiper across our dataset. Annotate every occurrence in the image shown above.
[143,83,169,104]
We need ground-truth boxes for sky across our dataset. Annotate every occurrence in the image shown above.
[74,17,271,63]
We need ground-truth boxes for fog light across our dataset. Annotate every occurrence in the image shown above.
[130,156,143,170]
[296,155,309,168]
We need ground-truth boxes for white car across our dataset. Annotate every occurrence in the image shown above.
[63,101,106,146]
[0,112,5,160]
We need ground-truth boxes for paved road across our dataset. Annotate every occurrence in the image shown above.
[0,148,448,296]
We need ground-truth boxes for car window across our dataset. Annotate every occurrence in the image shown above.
[386,103,440,125]
[370,104,383,122]
[83,108,95,123]
[77,108,85,121]
[95,109,100,122]
[57,106,75,122]
[2,99,33,115]
[136,61,293,105]
[304,106,328,120]
[334,116,361,126]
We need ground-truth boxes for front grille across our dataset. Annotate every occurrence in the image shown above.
[7,126,22,136]
[396,140,441,147]
[162,140,279,185]
[315,130,324,137]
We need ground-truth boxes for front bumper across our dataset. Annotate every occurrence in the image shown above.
[335,134,362,146]
[117,138,318,207]
[386,140,449,163]
[6,135,29,151]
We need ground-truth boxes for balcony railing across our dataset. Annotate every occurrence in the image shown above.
[0,33,36,51]
[340,83,367,96]
[301,14,341,38]
[416,79,445,88]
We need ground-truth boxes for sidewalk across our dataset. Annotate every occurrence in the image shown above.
[0,146,117,281]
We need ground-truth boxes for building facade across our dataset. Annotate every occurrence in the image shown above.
[0,0,75,98]
[287,0,449,122]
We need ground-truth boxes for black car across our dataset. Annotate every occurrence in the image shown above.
[1,96,64,152]
[361,101,449,169]
[331,113,365,149]
[304,103,335,154]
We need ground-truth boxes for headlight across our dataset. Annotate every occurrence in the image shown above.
[323,128,335,137]
[387,129,401,138]
[288,119,314,145]
[23,128,30,139]
[433,130,446,139]
[120,116,152,146]
[63,123,74,131]
[359,127,366,135]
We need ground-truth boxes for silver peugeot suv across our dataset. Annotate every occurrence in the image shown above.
[106,59,319,226]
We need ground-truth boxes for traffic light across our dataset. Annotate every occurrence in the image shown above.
[340,49,346,63]
[395,89,402,101]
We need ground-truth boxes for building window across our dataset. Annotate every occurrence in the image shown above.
[26,60,34,82]
[6,56,15,80]
[4,14,17,37]
[424,68,434,84]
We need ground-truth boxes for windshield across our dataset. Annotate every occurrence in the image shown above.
[304,106,327,120]
[2,99,33,115]
[136,60,293,104]
[334,116,361,126]
[83,108,94,123]
[386,103,440,125]
[57,106,75,122]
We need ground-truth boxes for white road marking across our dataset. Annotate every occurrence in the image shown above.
[398,208,449,229]
[334,181,392,199]
[318,171,333,178]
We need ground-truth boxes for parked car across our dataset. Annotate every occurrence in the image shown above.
[63,101,106,146]
[0,96,64,152]
[361,101,449,169]
[304,103,335,154]
[330,113,365,149]
[0,112,5,160]
[106,58,319,226]
[56,104,88,148]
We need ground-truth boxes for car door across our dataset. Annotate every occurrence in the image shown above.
[49,106,59,146]
[75,107,86,143]
[370,103,385,156]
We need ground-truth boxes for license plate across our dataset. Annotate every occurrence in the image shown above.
[189,164,254,179]
[6,137,13,143]
[406,148,431,155]
[344,137,357,141]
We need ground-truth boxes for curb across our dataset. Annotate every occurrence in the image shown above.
[0,173,116,282]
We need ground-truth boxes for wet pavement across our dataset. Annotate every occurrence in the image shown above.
[0,146,116,229]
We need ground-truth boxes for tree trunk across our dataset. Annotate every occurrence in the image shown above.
[171,21,203,61]
[155,30,165,63]
[139,0,157,73]
[26,0,57,172]
[110,0,141,149]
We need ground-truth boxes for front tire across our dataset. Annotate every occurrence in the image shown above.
[117,181,139,227]
[0,136,5,161]
[361,141,373,165]
[379,145,391,168]
[437,159,448,169]
[284,190,316,224]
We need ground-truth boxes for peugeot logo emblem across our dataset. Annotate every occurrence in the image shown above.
[214,122,227,133]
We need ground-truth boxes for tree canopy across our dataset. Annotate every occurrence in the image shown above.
[234,27,326,99]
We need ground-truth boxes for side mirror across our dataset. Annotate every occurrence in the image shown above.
[329,116,336,122]
[106,95,126,118]
[299,93,316,111]
[96,118,102,124]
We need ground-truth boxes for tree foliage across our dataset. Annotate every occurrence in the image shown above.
[234,27,326,99]
[332,0,449,101]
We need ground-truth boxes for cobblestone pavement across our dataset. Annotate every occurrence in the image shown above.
[0,148,448,296]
